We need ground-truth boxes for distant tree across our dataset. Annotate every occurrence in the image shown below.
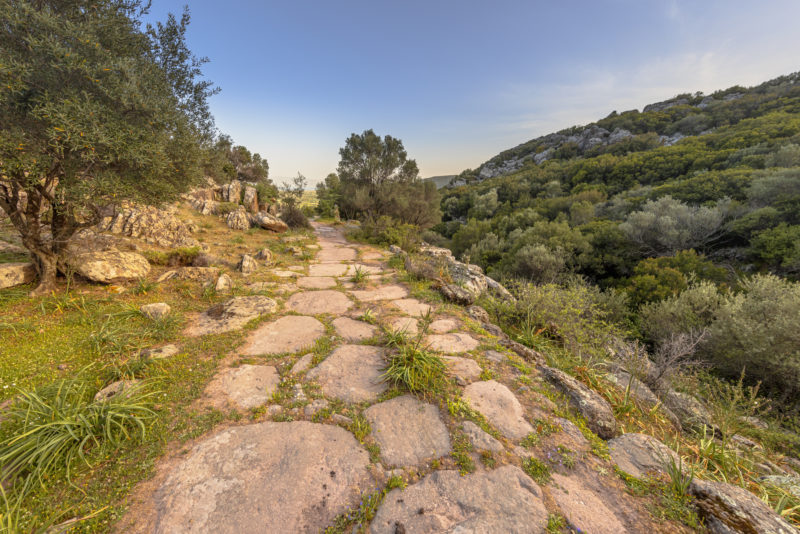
[0,1,216,294]
[204,134,272,186]
[336,129,440,227]
[315,172,342,217]
[280,173,310,228]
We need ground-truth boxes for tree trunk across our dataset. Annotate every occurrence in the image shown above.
[29,250,59,296]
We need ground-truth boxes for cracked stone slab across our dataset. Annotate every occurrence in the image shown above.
[463,380,533,440]
[285,290,353,315]
[306,345,388,403]
[242,316,325,355]
[309,263,350,277]
[297,276,337,289]
[369,465,548,533]
[148,422,373,534]
[461,421,504,452]
[332,317,377,342]
[348,285,409,302]
[364,395,451,467]
[389,298,432,317]
[204,365,279,410]
[424,332,480,353]
[443,356,483,384]
[428,318,459,334]
[317,247,357,262]
[185,296,277,337]
[386,316,419,335]
[550,472,628,534]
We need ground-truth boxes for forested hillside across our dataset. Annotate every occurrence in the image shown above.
[433,73,800,412]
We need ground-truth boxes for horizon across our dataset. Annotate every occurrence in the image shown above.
[144,1,800,185]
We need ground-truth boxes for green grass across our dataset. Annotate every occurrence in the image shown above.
[522,456,551,484]
[382,343,447,396]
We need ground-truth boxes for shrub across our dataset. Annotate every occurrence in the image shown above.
[281,204,311,229]
[353,215,421,251]
[215,201,239,215]
[511,245,566,283]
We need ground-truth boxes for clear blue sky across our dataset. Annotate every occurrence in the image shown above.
[145,0,800,185]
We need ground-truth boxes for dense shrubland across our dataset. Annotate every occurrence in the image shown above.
[434,73,800,414]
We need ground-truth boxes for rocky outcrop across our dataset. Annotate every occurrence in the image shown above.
[225,206,250,230]
[157,266,218,283]
[97,204,199,249]
[606,368,681,428]
[68,251,150,284]
[608,433,682,479]
[237,254,257,274]
[539,365,619,439]
[140,303,170,320]
[404,245,513,303]
[0,262,36,289]
[664,390,714,432]
[220,180,243,203]
[690,477,796,534]
[250,211,288,233]
[242,186,259,213]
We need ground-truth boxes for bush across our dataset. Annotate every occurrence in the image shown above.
[280,204,311,229]
[215,201,239,215]
[143,246,201,267]
[511,244,566,283]
[353,215,421,251]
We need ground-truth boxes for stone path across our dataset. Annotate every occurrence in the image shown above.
[125,223,704,534]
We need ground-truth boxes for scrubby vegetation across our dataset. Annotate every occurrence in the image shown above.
[435,73,800,416]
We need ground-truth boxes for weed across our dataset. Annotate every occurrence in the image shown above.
[451,432,475,475]
[546,513,567,534]
[350,266,368,285]
[665,454,693,499]
[382,326,410,349]
[0,378,156,494]
[365,443,381,463]
[386,474,406,490]
[480,450,496,468]
[382,343,447,395]
[348,413,371,443]
[359,308,377,325]
[522,456,551,484]
[131,278,158,295]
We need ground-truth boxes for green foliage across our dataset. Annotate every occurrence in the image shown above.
[351,215,422,251]
[336,130,441,227]
[143,246,201,267]
[624,250,728,307]
[0,1,216,292]
[382,343,447,396]
[522,456,551,484]
[751,223,800,272]
[315,173,342,217]
[0,378,156,495]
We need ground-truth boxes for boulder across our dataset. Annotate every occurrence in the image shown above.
[254,248,273,262]
[608,433,682,479]
[0,262,36,289]
[664,390,714,432]
[94,379,140,402]
[761,475,800,499]
[214,273,232,292]
[437,281,475,304]
[157,266,219,283]
[226,206,250,231]
[97,204,200,249]
[690,477,796,534]
[192,199,218,216]
[220,180,243,203]
[69,250,150,284]
[237,254,258,274]
[140,302,170,320]
[539,365,619,439]
[370,466,548,533]
[251,211,288,233]
[242,186,259,213]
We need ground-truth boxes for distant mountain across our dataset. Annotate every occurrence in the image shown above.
[455,72,800,185]
[423,175,457,189]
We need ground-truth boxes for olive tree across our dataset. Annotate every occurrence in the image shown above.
[0,1,216,294]
[336,129,440,227]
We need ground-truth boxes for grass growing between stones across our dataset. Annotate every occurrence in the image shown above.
[450,431,476,475]
[522,456,551,485]
[324,476,406,534]
[615,467,702,529]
